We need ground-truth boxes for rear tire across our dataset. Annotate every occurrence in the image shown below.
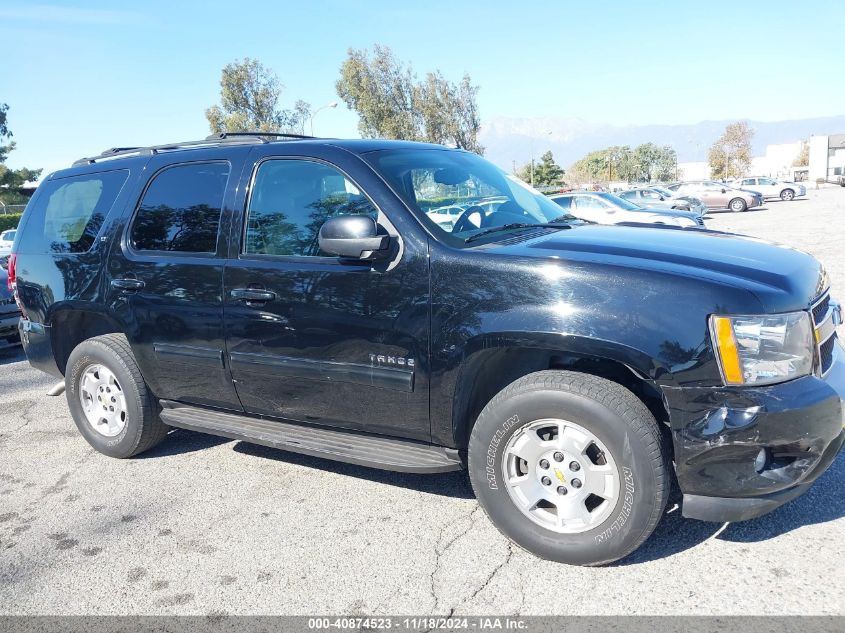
[729,197,747,212]
[467,370,668,566]
[65,334,168,458]
[780,189,795,201]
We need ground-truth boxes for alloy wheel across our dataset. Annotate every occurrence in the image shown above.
[78,364,128,437]
[501,418,619,534]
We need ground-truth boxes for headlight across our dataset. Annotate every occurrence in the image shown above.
[709,311,814,386]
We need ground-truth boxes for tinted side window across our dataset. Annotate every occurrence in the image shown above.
[17,170,129,254]
[245,159,377,257]
[130,162,229,253]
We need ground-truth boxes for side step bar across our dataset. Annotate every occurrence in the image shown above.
[159,402,463,474]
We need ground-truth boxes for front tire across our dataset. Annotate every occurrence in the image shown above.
[729,197,747,212]
[780,189,795,201]
[467,370,668,566]
[65,334,169,458]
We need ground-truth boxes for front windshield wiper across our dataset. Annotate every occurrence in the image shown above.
[464,222,572,244]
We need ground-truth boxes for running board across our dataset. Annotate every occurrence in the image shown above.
[159,402,462,474]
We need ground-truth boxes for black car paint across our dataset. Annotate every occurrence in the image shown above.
[12,139,845,523]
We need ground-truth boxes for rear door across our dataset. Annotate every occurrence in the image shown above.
[223,147,431,441]
[106,148,251,411]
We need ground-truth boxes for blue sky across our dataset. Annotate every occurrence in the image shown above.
[2,0,842,176]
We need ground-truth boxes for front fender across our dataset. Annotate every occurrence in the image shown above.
[428,244,763,447]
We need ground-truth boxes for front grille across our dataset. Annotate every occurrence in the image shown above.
[819,336,835,375]
[811,291,837,376]
[812,294,830,324]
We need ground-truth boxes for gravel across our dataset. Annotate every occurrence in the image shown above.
[0,187,843,615]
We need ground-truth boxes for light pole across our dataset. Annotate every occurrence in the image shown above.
[309,101,337,136]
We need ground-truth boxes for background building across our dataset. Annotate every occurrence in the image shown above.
[677,134,844,183]
[809,134,845,183]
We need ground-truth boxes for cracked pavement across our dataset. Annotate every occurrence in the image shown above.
[0,189,844,615]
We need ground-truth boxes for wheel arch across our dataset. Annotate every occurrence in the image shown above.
[49,306,124,375]
[449,334,672,453]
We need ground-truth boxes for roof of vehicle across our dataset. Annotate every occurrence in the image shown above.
[68,132,452,169]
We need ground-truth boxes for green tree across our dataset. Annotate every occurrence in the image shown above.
[632,142,677,182]
[0,103,42,205]
[708,121,754,179]
[516,150,565,186]
[336,45,483,153]
[206,58,310,135]
[568,145,633,183]
[792,140,809,167]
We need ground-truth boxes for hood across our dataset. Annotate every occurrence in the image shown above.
[490,224,826,312]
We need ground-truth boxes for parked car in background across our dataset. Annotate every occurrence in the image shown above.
[0,229,16,257]
[426,205,465,230]
[667,181,763,212]
[734,177,806,201]
[0,257,21,347]
[618,187,707,216]
[550,191,704,227]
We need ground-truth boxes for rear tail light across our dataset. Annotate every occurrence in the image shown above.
[6,252,15,292]
[7,251,25,318]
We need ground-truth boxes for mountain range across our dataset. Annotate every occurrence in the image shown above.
[478,114,845,170]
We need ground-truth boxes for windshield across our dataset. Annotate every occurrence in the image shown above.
[366,148,577,244]
[593,192,641,211]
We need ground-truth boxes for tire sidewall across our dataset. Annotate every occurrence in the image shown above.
[66,342,144,458]
[469,387,660,565]
[780,189,794,201]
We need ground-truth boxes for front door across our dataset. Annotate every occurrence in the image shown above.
[106,149,250,411]
[223,155,431,442]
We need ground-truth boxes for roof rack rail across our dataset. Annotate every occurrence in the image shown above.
[72,131,317,167]
[205,131,315,141]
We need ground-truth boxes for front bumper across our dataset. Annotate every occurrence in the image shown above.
[664,338,845,522]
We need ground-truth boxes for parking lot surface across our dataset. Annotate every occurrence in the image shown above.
[1,188,843,616]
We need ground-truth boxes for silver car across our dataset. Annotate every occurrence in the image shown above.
[618,187,707,216]
[733,177,806,201]
[550,192,705,227]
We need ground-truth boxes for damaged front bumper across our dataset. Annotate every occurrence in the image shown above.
[664,338,845,523]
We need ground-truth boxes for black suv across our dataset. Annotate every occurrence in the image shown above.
[8,133,845,565]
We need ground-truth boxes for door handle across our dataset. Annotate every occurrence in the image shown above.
[111,278,145,292]
[231,288,276,303]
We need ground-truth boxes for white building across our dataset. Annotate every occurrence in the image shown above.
[678,141,803,182]
[809,134,845,183]
[678,134,845,183]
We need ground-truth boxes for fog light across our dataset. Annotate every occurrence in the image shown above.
[754,448,768,473]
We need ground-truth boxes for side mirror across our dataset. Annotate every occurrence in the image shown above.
[318,215,389,260]
[721,188,726,193]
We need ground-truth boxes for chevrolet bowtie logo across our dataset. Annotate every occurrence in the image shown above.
[553,468,566,484]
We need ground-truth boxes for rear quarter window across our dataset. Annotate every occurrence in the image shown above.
[17,169,130,254]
